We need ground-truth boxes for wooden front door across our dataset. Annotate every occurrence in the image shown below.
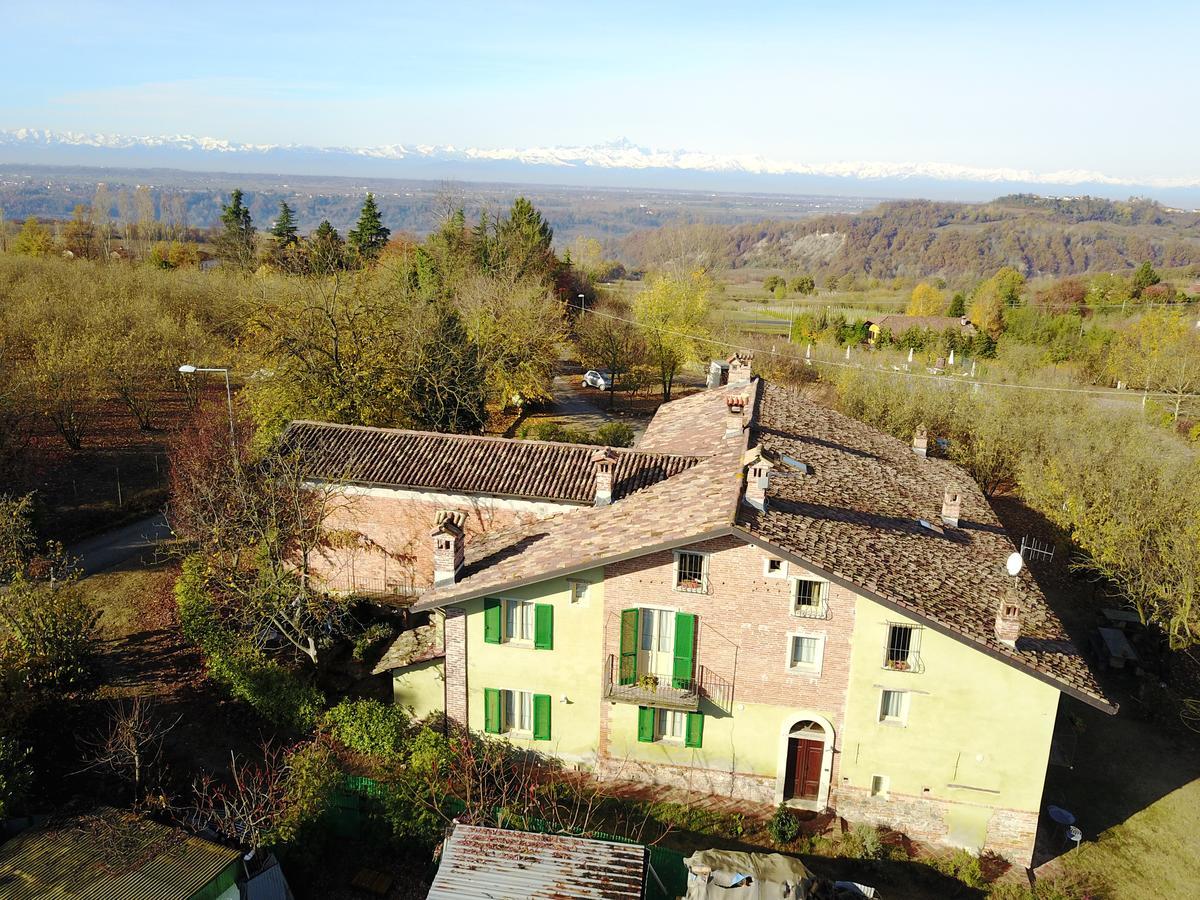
[786,737,823,801]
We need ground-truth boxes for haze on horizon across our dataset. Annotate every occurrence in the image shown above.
[3,0,1198,187]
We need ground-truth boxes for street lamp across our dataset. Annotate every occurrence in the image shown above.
[179,364,236,449]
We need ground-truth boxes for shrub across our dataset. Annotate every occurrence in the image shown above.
[767,803,800,845]
[594,421,634,447]
[352,622,395,662]
[932,848,987,888]
[519,420,633,448]
[274,739,341,845]
[0,576,98,689]
[840,822,885,860]
[0,737,32,818]
[207,644,325,732]
[323,698,409,760]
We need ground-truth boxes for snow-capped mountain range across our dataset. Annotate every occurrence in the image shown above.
[3,128,1198,203]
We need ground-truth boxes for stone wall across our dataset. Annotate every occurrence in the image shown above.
[837,784,1040,866]
[595,756,777,806]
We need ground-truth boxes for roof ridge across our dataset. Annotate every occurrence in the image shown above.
[286,419,700,461]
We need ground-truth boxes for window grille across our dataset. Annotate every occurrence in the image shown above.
[793,579,828,618]
[674,551,707,593]
[883,623,921,671]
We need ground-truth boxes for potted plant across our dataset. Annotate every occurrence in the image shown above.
[637,673,660,693]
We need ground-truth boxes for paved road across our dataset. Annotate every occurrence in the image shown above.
[68,512,171,576]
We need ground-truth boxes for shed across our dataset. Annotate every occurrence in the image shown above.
[426,824,646,900]
[0,808,241,900]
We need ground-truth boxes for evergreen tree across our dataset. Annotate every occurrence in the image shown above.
[216,189,256,269]
[347,193,390,263]
[492,197,555,281]
[1131,261,1161,298]
[947,292,967,317]
[307,220,345,274]
[271,201,299,247]
[408,304,486,434]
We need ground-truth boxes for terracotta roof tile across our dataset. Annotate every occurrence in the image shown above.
[285,421,698,504]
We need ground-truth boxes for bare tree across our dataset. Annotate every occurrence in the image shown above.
[79,698,179,798]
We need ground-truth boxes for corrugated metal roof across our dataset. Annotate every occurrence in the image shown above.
[427,825,646,900]
[0,808,241,900]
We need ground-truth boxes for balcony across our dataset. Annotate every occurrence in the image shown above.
[603,655,734,713]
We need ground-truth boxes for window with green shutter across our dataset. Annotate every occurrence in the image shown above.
[619,608,640,684]
[637,706,655,742]
[483,598,502,644]
[533,694,552,740]
[672,612,697,688]
[685,711,704,748]
[483,688,502,733]
[534,604,554,650]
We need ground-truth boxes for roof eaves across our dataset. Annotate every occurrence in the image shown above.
[412,525,737,612]
[731,526,1116,714]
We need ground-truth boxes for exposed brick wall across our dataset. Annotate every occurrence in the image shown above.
[443,607,468,726]
[837,784,1040,866]
[310,486,573,593]
[600,535,857,804]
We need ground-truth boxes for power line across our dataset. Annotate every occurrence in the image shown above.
[579,305,1200,402]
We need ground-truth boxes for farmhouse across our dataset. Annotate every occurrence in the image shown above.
[296,358,1112,866]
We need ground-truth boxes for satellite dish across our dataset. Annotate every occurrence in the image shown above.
[1005,552,1024,577]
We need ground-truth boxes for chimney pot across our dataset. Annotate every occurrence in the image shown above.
[741,446,775,512]
[941,487,962,528]
[725,395,748,437]
[912,425,929,458]
[431,510,466,587]
[995,587,1021,648]
[727,353,754,385]
[591,447,618,506]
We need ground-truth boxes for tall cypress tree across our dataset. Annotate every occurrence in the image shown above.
[271,201,299,247]
[348,193,390,263]
[216,189,256,268]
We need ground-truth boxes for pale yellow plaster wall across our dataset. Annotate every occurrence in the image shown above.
[464,569,605,763]
[392,659,445,721]
[840,595,1061,814]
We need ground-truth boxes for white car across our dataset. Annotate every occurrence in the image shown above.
[583,370,613,390]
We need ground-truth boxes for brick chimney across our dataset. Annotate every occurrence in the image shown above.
[591,447,618,506]
[995,587,1021,648]
[728,353,753,384]
[941,487,962,528]
[431,510,466,587]
[912,425,928,458]
[742,446,775,512]
[726,395,748,437]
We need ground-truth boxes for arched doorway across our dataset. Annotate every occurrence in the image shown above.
[774,714,835,809]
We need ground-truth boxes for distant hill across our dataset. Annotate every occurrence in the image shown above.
[627,196,1200,279]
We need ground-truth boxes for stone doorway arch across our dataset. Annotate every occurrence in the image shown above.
[773,713,835,810]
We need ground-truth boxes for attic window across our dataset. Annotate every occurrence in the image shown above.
[781,455,812,475]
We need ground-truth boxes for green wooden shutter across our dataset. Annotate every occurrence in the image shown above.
[534,604,554,650]
[484,688,502,734]
[483,598,502,644]
[619,608,640,684]
[533,694,552,741]
[672,612,697,688]
[637,706,656,743]
[685,711,704,748]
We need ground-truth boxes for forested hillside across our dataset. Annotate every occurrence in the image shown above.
[619,195,1200,280]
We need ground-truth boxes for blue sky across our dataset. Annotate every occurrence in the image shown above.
[3,1,1197,182]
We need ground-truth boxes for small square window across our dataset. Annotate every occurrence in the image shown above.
[787,634,824,675]
[764,558,787,579]
[870,774,890,798]
[879,689,909,725]
[792,578,828,618]
[655,708,687,742]
[674,551,707,593]
[568,580,590,606]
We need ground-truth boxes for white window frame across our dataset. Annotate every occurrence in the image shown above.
[568,579,591,607]
[791,577,829,618]
[673,550,709,593]
[502,598,535,645]
[763,557,788,579]
[654,708,687,744]
[878,689,910,726]
[785,631,825,676]
[870,774,890,799]
[502,688,534,736]
[883,622,921,672]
